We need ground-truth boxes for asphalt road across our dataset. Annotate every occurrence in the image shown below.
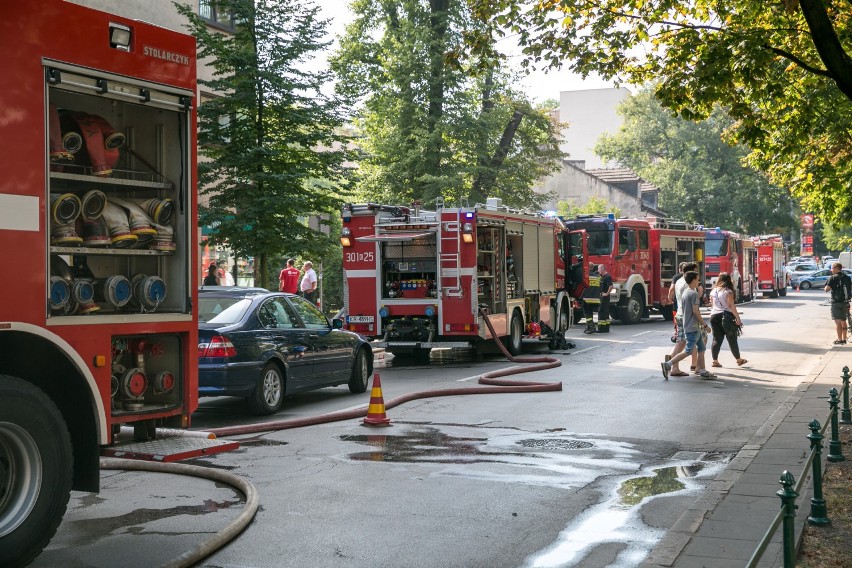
[33,288,838,568]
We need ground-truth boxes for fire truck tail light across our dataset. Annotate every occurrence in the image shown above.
[446,323,477,332]
[425,306,436,317]
[340,227,352,247]
[379,306,390,318]
[199,335,237,358]
[462,222,474,243]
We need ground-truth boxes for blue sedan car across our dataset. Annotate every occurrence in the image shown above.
[198,288,373,414]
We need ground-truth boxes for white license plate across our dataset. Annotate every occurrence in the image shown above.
[347,316,375,323]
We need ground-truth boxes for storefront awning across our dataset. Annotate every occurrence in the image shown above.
[357,231,434,243]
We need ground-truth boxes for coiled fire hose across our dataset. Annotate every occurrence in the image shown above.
[207,308,562,438]
[99,458,259,568]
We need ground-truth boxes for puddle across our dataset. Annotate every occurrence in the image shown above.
[617,464,704,507]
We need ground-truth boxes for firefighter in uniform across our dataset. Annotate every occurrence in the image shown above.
[597,264,614,333]
[582,265,601,334]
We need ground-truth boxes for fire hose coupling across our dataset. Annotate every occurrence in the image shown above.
[101,201,138,247]
[135,198,175,226]
[50,193,82,225]
[131,274,166,311]
[154,371,176,394]
[80,190,108,221]
[73,279,100,314]
[60,111,125,176]
[120,367,148,405]
[95,275,132,309]
[48,276,71,311]
[48,103,82,161]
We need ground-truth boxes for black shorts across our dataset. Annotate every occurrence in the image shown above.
[830,302,849,320]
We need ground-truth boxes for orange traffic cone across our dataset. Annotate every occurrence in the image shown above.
[362,373,391,426]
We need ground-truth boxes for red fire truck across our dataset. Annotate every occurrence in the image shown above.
[340,198,572,358]
[0,3,234,565]
[704,228,756,302]
[753,234,789,297]
[563,216,706,323]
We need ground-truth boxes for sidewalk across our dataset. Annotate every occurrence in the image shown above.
[643,346,852,568]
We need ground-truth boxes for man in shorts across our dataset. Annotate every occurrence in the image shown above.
[824,262,851,345]
[666,262,699,376]
[662,271,715,379]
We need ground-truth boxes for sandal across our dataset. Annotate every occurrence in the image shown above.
[711,361,722,368]
[833,340,844,345]
[736,358,748,366]
[690,366,696,372]
[698,371,717,379]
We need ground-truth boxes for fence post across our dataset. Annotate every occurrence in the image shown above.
[841,365,851,425]
[828,388,845,463]
[806,419,830,525]
[777,471,798,568]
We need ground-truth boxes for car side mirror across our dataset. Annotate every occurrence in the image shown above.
[332,318,343,329]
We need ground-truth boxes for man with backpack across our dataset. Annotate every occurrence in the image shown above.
[824,262,852,345]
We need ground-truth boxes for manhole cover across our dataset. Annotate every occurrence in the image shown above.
[517,438,594,450]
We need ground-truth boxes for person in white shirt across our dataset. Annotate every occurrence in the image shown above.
[300,261,318,304]
[220,263,235,286]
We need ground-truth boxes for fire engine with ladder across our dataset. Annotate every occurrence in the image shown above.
[704,228,757,302]
[0,3,235,565]
[753,234,789,297]
[340,198,572,358]
[563,215,706,323]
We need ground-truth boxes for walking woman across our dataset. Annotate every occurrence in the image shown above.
[709,272,747,367]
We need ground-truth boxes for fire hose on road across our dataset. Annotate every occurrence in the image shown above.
[96,309,563,567]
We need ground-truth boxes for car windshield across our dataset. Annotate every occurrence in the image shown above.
[199,297,253,324]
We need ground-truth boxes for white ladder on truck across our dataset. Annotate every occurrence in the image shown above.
[438,203,462,297]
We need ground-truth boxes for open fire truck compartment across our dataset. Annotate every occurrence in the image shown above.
[341,199,572,357]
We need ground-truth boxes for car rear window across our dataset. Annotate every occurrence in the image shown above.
[199,297,252,324]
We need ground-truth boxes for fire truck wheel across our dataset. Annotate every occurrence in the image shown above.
[249,363,284,415]
[619,289,645,324]
[505,310,524,356]
[660,305,674,321]
[0,375,73,568]
[778,284,788,296]
[348,349,369,394]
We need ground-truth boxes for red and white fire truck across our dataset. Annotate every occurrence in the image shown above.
[563,216,706,323]
[340,198,572,358]
[753,234,789,297]
[704,228,756,302]
[0,3,234,565]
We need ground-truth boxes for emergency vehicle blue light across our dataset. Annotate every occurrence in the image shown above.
[425,306,435,317]
[714,227,721,232]
[379,306,389,318]
[607,213,615,220]
[464,212,474,219]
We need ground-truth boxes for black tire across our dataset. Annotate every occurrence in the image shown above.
[248,363,284,415]
[0,375,73,568]
[660,305,674,321]
[559,300,570,332]
[348,349,370,393]
[769,289,779,298]
[778,284,787,296]
[505,310,524,356]
[799,281,811,290]
[619,289,645,324]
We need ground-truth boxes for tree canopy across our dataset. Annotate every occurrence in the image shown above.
[595,90,798,236]
[331,0,563,209]
[481,0,852,226]
[176,0,350,288]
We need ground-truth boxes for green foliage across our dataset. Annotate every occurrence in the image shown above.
[821,223,852,254]
[557,196,621,219]
[594,90,797,235]
[485,0,852,227]
[331,0,563,209]
[175,0,351,288]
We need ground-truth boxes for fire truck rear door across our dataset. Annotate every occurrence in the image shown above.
[566,230,589,297]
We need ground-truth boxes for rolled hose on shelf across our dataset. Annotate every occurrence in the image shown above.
[207,308,562,438]
[99,458,258,568]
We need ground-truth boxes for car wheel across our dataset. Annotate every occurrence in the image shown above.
[348,349,370,394]
[800,281,812,290]
[0,375,73,568]
[504,310,523,356]
[249,363,284,415]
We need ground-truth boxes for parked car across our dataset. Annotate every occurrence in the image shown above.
[197,288,373,414]
[821,257,838,269]
[784,262,819,277]
[791,268,852,289]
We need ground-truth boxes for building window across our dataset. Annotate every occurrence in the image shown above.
[199,0,234,29]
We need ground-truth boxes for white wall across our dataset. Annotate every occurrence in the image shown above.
[558,87,630,169]
[534,161,645,217]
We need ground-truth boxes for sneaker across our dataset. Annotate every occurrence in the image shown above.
[661,361,671,380]
[833,340,844,345]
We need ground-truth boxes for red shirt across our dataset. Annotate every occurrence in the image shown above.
[279,267,300,293]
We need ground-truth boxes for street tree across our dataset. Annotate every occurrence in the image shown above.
[331,0,562,209]
[478,0,852,226]
[557,196,622,219]
[176,0,350,289]
[594,90,797,235]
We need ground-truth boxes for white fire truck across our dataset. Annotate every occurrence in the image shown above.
[0,3,234,565]
[563,216,706,323]
[340,198,572,358]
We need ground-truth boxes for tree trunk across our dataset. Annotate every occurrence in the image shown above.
[424,0,450,177]
[798,0,852,101]
[471,107,524,198]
